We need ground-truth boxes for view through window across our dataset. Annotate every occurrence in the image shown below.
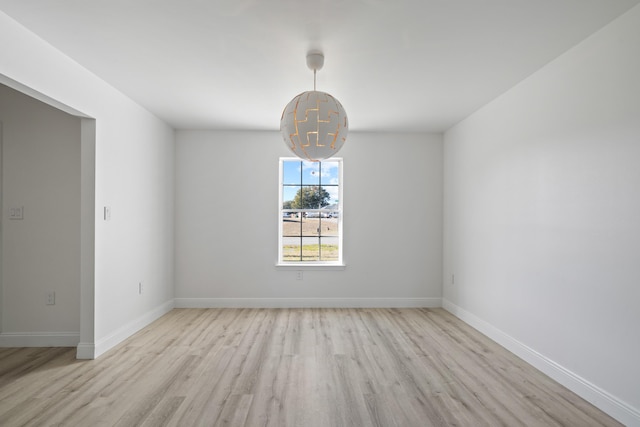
[279,158,342,264]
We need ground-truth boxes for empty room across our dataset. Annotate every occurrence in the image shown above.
[0,1,639,426]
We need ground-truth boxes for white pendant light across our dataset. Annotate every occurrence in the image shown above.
[280,51,348,162]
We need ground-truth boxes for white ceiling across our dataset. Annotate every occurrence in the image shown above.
[1,0,638,132]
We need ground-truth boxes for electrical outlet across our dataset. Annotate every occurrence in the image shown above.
[46,291,56,305]
[296,271,303,281]
[9,206,24,220]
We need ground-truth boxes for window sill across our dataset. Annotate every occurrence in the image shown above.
[276,263,346,271]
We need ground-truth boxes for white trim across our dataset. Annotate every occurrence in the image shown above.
[275,264,346,271]
[79,118,96,361]
[442,299,640,427]
[175,297,441,309]
[0,332,79,347]
[0,74,90,118]
[75,342,95,359]
[92,300,174,359]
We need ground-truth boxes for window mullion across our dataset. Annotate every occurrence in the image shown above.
[300,161,303,260]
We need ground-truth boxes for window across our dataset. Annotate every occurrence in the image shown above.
[279,158,343,265]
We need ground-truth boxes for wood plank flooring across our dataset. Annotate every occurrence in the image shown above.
[0,308,622,426]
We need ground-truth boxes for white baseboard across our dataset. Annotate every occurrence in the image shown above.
[442,299,640,427]
[91,299,175,359]
[75,342,95,360]
[0,332,79,347]
[174,297,442,309]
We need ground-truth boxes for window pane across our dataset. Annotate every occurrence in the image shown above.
[302,161,320,185]
[294,186,327,210]
[282,216,302,237]
[320,237,339,261]
[320,161,340,186]
[300,237,321,261]
[322,161,339,209]
[282,186,299,209]
[300,217,320,236]
[320,216,339,236]
[283,160,302,185]
[282,242,302,261]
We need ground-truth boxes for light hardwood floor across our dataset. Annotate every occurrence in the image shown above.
[0,308,622,426]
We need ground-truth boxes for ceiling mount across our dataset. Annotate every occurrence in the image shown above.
[306,51,324,71]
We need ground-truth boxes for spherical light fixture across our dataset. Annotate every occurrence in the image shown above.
[280,51,348,162]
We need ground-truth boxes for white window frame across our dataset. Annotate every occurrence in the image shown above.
[277,157,344,268]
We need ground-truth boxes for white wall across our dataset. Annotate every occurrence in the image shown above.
[443,5,640,425]
[0,84,80,343]
[0,11,175,358]
[175,131,442,307]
